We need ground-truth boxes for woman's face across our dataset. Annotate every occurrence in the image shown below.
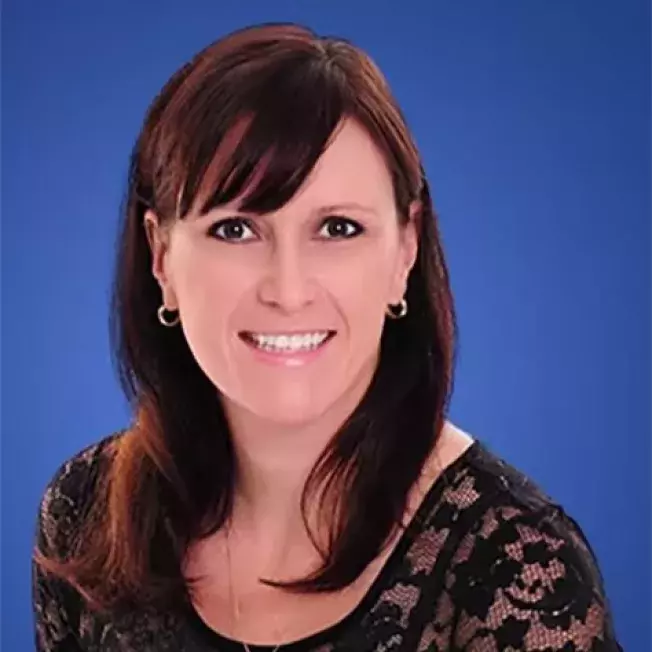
[146,119,418,427]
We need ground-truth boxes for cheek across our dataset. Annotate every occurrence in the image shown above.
[340,239,399,297]
[320,247,396,335]
[170,249,249,363]
[170,239,253,316]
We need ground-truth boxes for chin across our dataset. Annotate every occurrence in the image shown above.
[253,402,329,427]
[243,388,334,427]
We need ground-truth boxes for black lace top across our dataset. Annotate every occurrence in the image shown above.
[33,435,622,651]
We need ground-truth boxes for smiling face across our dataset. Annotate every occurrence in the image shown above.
[146,119,418,427]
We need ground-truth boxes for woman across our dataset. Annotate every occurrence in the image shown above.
[32,22,622,651]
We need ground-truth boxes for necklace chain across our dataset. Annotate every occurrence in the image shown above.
[226,524,284,652]
[243,643,282,652]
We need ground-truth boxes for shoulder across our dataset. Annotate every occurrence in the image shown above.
[32,433,126,651]
[426,440,622,649]
[36,432,124,555]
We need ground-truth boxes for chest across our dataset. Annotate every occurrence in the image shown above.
[185,539,393,645]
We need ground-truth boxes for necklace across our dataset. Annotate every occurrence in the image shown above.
[243,641,281,652]
[226,524,284,652]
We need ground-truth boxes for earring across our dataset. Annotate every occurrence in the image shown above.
[386,298,408,319]
[157,304,180,327]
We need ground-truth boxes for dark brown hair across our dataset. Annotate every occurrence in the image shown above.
[36,22,456,612]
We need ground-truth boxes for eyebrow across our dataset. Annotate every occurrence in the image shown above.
[198,201,380,221]
[314,202,380,217]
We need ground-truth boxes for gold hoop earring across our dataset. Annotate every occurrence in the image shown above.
[157,305,180,327]
[386,298,408,319]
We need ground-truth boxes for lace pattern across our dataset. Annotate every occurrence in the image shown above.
[33,436,622,651]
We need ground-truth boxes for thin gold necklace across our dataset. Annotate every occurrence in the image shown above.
[226,524,284,652]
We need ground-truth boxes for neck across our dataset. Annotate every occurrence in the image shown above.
[221,362,377,553]
[229,415,328,540]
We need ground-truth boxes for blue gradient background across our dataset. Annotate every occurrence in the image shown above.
[2,1,650,649]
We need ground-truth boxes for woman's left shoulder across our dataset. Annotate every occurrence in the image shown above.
[433,431,623,650]
[448,432,610,602]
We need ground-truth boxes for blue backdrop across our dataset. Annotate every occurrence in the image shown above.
[2,1,650,649]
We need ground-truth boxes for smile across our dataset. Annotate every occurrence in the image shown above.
[239,331,336,353]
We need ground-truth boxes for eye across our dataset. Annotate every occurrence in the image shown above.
[318,216,364,240]
[208,218,257,242]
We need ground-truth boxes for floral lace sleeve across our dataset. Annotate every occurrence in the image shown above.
[32,442,107,652]
[32,490,83,651]
[445,505,622,651]
[33,560,84,651]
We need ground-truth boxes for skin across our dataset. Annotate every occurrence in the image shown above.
[146,118,417,531]
[145,118,473,643]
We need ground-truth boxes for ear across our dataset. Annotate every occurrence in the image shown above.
[391,201,420,302]
[144,210,178,310]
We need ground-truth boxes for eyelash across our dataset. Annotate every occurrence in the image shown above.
[208,216,365,242]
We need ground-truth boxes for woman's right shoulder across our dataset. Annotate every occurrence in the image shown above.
[36,430,126,555]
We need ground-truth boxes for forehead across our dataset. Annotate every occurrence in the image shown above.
[186,117,398,220]
[289,119,395,210]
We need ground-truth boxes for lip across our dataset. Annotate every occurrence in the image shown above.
[240,329,335,336]
[238,330,336,368]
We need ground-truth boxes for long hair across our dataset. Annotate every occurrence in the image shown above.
[35,22,457,612]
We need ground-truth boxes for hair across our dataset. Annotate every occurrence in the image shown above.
[35,22,457,612]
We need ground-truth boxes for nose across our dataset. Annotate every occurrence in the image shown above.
[257,242,316,314]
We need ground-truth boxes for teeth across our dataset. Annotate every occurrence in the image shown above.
[250,332,330,352]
